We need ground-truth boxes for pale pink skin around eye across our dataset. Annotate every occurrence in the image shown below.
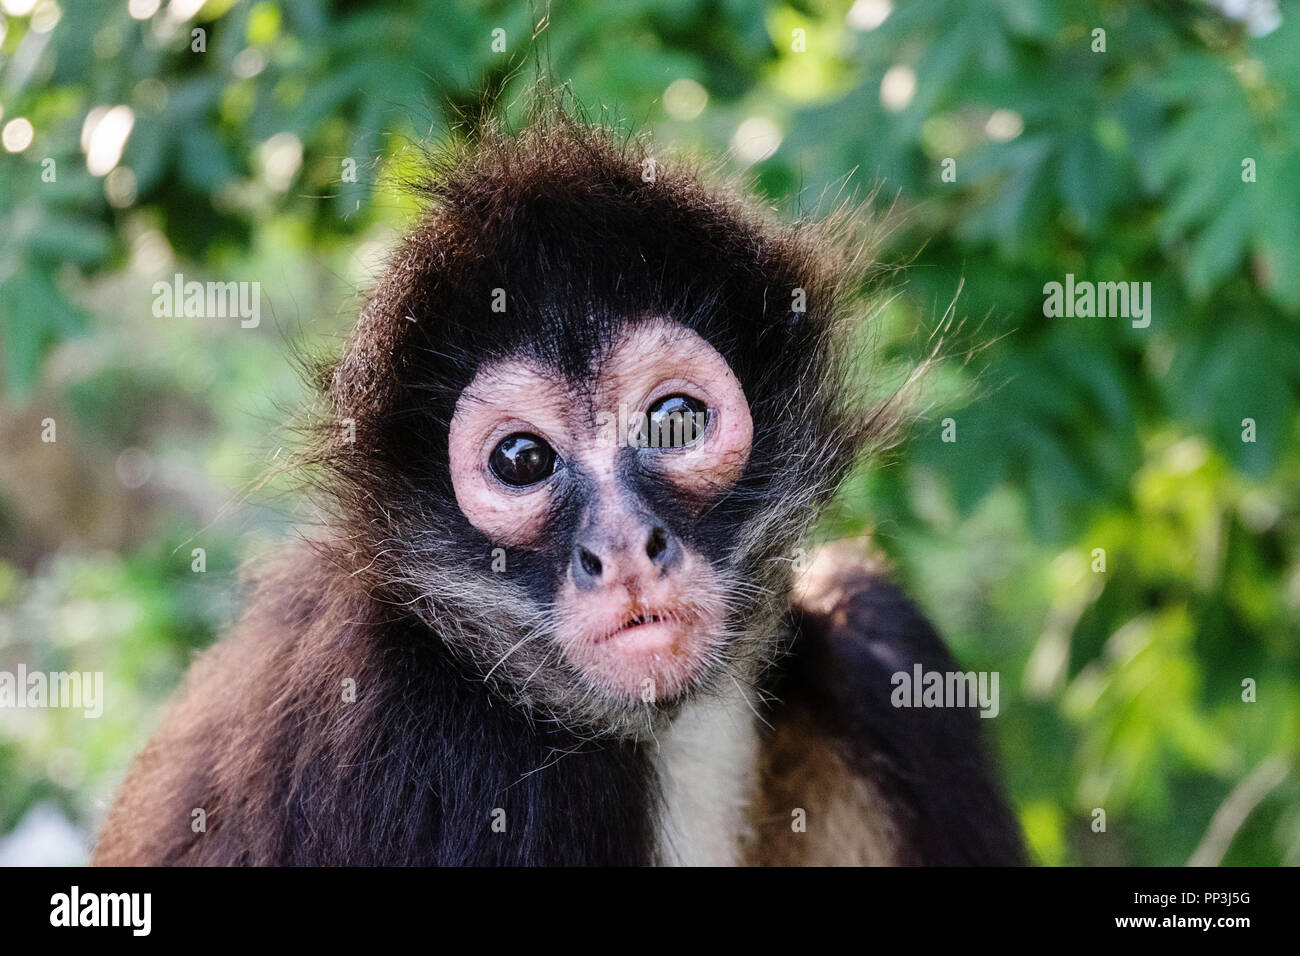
[597,320,753,498]
[447,318,754,700]
[447,363,571,549]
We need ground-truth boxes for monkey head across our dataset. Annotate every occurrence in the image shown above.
[318,112,885,737]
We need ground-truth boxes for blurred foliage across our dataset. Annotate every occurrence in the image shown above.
[1,0,1298,865]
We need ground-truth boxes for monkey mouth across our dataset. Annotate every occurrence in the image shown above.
[620,611,665,631]
[567,605,715,702]
[599,611,672,644]
[555,576,727,701]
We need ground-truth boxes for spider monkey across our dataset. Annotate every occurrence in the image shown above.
[94,107,1025,866]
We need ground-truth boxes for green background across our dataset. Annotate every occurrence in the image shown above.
[1,0,1297,865]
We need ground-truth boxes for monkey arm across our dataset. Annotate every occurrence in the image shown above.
[748,543,1028,866]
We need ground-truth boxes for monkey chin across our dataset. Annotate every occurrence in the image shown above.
[556,602,726,705]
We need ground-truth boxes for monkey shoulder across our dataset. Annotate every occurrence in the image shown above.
[748,542,1027,866]
[97,546,659,866]
[93,549,381,865]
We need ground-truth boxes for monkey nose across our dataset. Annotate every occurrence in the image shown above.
[570,525,680,589]
[573,544,604,584]
[644,525,675,567]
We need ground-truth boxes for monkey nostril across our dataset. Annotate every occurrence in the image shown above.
[577,546,603,579]
[645,526,669,563]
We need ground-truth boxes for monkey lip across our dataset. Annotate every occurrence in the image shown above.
[557,587,727,701]
[601,611,671,643]
[588,612,690,655]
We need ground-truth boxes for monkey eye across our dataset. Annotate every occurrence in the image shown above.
[642,394,710,448]
[489,433,556,486]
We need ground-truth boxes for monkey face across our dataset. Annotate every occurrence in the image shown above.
[448,317,754,704]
